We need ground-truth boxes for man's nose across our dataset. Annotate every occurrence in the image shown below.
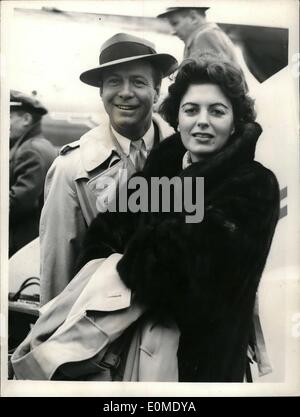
[118,81,134,98]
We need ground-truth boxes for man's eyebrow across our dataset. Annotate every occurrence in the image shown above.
[129,74,148,79]
[105,73,121,78]
[105,73,147,79]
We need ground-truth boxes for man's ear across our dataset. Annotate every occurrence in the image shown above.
[153,86,160,104]
[99,79,104,97]
[189,10,201,24]
[23,112,33,127]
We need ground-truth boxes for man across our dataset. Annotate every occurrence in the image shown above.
[157,6,238,63]
[40,33,177,305]
[9,91,57,257]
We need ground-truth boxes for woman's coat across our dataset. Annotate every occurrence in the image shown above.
[79,122,280,382]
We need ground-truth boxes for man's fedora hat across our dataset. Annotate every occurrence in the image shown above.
[80,33,178,87]
[157,7,210,18]
[10,90,48,115]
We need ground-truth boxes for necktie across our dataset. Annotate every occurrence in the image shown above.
[130,139,147,171]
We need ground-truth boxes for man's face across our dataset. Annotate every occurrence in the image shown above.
[167,12,193,42]
[9,110,29,144]
[100,61,160,139]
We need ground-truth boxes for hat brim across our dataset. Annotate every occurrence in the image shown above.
[10,103,48,116]
[80,53,178,87]
[157,7,210,18]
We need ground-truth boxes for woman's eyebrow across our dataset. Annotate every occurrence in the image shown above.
[210,102,230,109]
[180,102,231,109]
[180,102,198,108]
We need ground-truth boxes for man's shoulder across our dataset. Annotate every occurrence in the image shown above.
[59,125,109,156]
[15,134,55,157]
[28,135,57,155]
[50,124,111,179]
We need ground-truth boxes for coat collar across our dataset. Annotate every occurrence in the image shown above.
[79,114,174,173]
[179,122,262,183]
[79,123,117,172]
[9,122,43,163]
[146,122,262,185]
[185,22,219,52]
[10,122,42,150]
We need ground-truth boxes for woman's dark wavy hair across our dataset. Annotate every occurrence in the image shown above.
[159,54,256,134]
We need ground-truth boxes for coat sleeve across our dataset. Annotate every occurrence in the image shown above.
[39,155,87,305]
[117,164,280,323]
[75,178,139,272]
[76,210,136,272]
[10,147,48,221]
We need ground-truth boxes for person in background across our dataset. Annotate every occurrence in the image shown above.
[9,90,57,257]
[157,6,238,63]
[39,33,177,305]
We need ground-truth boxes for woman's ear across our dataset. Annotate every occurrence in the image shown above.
[231,126,235,135]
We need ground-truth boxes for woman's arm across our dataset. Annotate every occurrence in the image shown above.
[117,163,280,323]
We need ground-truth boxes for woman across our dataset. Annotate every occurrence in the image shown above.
[79,55,280,382]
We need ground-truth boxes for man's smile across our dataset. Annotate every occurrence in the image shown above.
[114,104,139,111]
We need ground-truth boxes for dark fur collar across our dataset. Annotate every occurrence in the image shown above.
[145,122,262,188]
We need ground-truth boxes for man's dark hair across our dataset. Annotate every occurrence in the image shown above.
[159,54,256,134]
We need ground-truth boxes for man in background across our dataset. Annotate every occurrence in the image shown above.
[157,6,238,63]
[9,90,57,257]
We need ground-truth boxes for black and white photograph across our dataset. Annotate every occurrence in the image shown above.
[0,0,299,397]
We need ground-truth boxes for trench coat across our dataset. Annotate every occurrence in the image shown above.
[9,123,57,256]
[39,115,173,305]
[183,22,238,63]
[11,253,180,381]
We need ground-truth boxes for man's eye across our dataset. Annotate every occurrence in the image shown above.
[107,79,120,86]
[134,79,146,87]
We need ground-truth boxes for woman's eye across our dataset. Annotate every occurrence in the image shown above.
[210,108,225,116]
[184,107,197,115]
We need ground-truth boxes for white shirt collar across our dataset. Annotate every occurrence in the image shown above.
[182,151,193,169]
[111,123,155,156]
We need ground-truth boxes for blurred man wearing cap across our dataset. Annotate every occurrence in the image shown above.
[39,33,177,304]
[158,7,237,63]
[9,91,57,257]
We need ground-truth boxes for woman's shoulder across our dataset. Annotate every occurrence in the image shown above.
[234,160,280,200]
[240,160,278,183]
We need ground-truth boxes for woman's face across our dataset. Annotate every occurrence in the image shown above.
[178,83,235,162]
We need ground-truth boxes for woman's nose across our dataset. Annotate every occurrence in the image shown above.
[196,110,209,128]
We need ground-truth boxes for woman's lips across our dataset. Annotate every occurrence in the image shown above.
[192,132,214,142]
